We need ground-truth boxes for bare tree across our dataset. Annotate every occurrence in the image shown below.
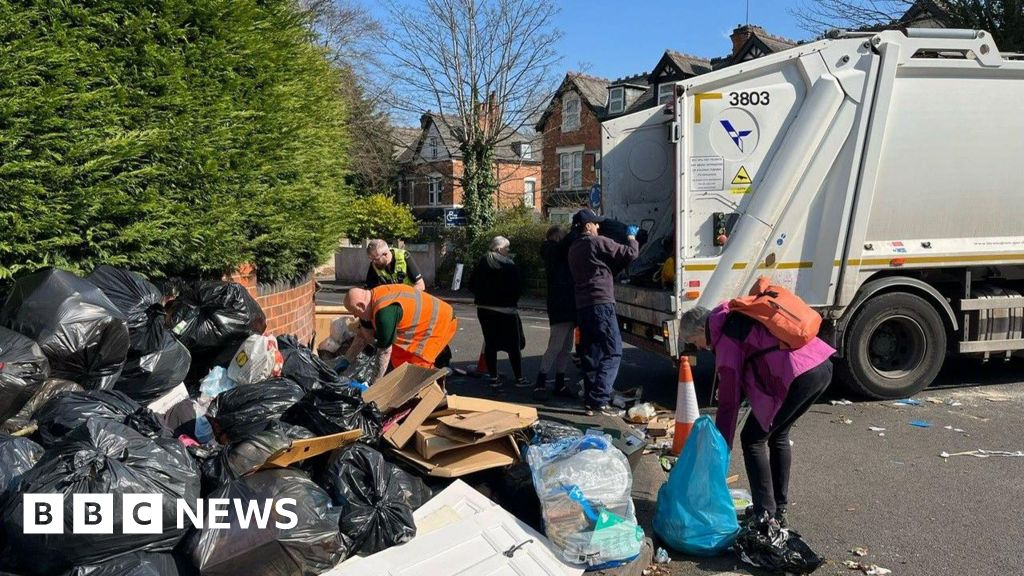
[791,0,916,35]
[378,0,562,236]
[792,1,1023,51]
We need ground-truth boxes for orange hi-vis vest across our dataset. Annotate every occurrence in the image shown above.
[369,284,457,363]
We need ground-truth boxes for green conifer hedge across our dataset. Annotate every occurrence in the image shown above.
[0,0,352,283]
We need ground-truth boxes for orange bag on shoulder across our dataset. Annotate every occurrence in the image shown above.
[729,276,822,349]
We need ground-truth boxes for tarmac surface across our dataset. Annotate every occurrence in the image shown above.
[320,287,1024,576]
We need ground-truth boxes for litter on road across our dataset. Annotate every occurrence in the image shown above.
[893,398,922,406]
[940,449,1024,459]
[910,420,932,428]
[830,399,853,406]
[844,560,893,575]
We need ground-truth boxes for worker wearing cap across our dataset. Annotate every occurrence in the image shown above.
[365,239,426,291]
[567,209,639,417]
[342,284,456,376]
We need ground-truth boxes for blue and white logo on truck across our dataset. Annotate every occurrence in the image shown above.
[720,120,753,152]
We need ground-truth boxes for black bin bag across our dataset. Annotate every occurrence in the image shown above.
[208,377,306,442]
[319,443,428,556]
[33,389,167,447]
[199,422,313,493]
[734,512,824,574]
[0,269,129,390]
[0,325,49,424]
[277,334,342,392]
[0,419,201,575]
[64,552,197,576]
[186,468,350,576]
[283,385,382,441]
[87,266,191,404]
[166,281,266,382]
[2,379,82,434]
[0,434,43,505]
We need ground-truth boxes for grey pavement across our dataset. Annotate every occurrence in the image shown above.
[320,291,1024,576]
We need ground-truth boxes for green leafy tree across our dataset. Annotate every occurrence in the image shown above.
[0,0,354,283]
[344,193,418,241]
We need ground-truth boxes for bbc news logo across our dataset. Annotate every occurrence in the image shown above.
[22,494,298,534]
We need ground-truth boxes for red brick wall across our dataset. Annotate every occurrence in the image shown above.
[493,161,542,212]
[538,87,602,210]
[225,265,316,346]
[401,158,541,212]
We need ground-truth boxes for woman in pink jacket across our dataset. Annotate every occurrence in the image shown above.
[680,302,835,527]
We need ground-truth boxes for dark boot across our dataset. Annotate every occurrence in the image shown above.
[553,373,575,398]
[533,372,549,400]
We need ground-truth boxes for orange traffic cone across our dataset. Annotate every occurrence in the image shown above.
[672,356,699,456]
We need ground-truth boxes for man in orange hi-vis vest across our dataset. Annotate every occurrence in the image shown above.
[343,284,457,376]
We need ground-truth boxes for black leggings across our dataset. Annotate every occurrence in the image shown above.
[741,360,832,516]
[486,346,523,379]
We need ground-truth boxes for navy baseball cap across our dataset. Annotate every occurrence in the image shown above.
[573,209,604,226]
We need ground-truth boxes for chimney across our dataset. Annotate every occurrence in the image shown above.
[730,24,761,57]
[420,112,432,130]
[477,92,501,133]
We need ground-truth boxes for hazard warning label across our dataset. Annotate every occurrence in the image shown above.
[731,166,752,185]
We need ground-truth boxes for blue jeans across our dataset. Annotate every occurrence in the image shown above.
[578,303,622,408]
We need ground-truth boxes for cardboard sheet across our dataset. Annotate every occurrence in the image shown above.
[255,429,362,471]
[435,410,527,444]
[392,436,519,478]
[443,395,539,422]
[363,363,448,412]
[383,382,446,449]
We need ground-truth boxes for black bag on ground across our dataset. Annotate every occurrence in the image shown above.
[208,377,306,443]
[33,390,167,447]
[0,326,49,424]
[0,434,43,506]
[278,334,342,391]
[200,423,295,493]
[531,419,583,444]
[186,468,350,576]
[2,379,83,433]
[733,512,824,574]
[166,280,266,381]
[64,552,197,576]
[0,269,129,390]
[0,419,201,575]
[87,266,192,404]
[319,443,424,556]
[283,386,382,441]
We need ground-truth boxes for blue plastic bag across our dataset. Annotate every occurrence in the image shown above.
[653,415,739,556]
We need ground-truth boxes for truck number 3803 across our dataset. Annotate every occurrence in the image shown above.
[729,91,770,106]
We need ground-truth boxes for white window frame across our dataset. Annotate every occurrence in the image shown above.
[523,178,536,208]
[520,142,532,159]
[657,83,675,106]
[428,137,439,159]
[396,179,404,204]
[428,177,442,205]
[608,87,624,114]
[561,92,580,132]
[557,147,584,190]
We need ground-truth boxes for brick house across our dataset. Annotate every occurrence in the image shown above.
[535,25,799,219]
[394,111,541,222]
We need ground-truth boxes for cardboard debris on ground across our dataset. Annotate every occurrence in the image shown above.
[435,410,529,443]
[382,382,446,449]
[444,394,539,421]
[392,435,520,477]
[646,418,673,437]
[363,363,449,412]
[415,422,514,459]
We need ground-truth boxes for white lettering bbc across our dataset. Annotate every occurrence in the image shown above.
[22,494,298,533]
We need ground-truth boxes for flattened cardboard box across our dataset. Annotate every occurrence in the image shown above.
[443,395,539,422]
[393,436,519,478]
[383,382,446,449]
[415,421,522,459]
[435,410,530,444]
[363,363,448,413]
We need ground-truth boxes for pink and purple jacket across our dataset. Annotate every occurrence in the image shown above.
[708,301,836,448]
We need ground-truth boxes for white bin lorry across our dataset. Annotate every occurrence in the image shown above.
[601,29,1024,399]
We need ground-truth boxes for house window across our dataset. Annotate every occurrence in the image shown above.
[524,179,536,208]
[520,143,532,159]
[428,137,439,159]
[608,87,624,114]
[396,179,404,203]
[657,83,675,105]
[559,151,583,189]
[428,177,441,205]
[562,92,580,132]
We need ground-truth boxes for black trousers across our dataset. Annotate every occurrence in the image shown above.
[740,360,833,516]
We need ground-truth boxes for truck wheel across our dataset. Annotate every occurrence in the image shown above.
[838,292,947,399]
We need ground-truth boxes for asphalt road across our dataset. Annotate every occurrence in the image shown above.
[321,293,1024,575]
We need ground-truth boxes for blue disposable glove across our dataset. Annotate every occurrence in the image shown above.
[626,225,640,237]
[334,357,350,372]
